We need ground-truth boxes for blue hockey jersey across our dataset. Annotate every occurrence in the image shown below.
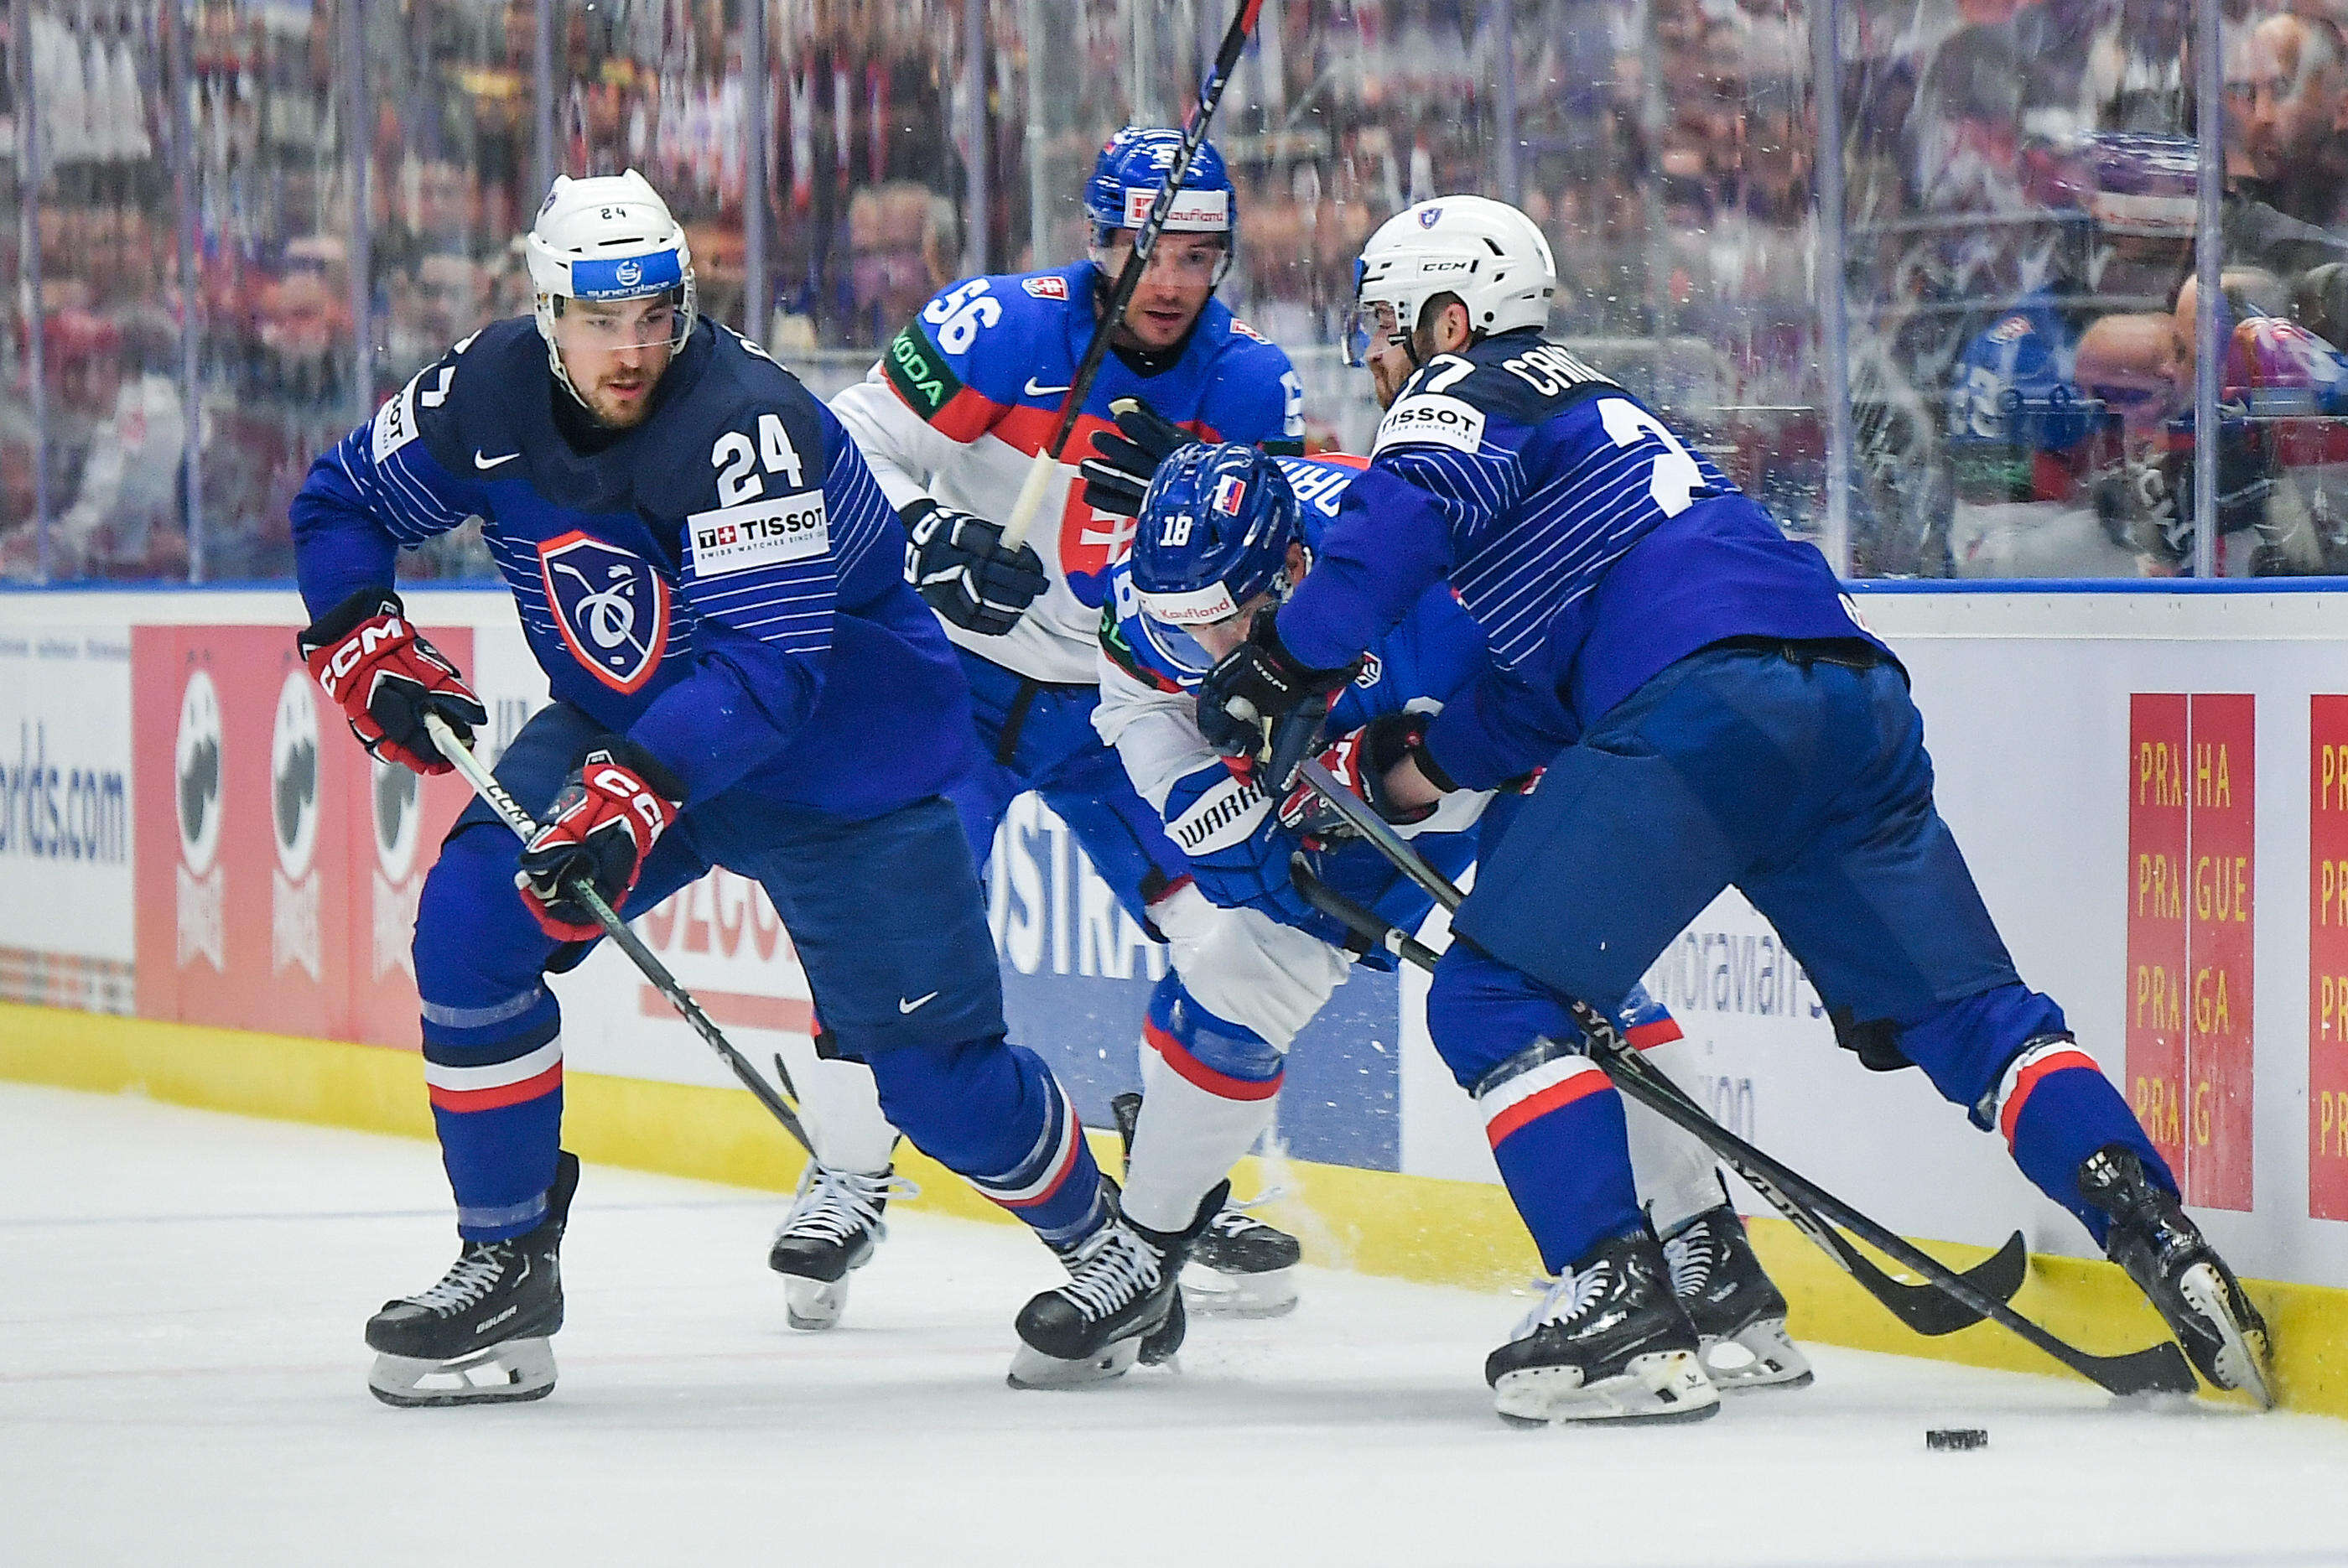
[1275,333,1891,791]
[289,317,977,817]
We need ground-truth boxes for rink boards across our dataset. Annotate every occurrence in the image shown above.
[2,582,2345,1413]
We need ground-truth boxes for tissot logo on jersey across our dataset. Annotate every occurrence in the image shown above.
[537,532,671,694]
[687,492,832,578]
[1374,394,1487,456]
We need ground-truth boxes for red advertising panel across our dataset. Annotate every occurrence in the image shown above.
[2312,697,2348,1219]
[133,624,471,1046]
[2127,693,2190,1179]
[2185,695,2254,1212]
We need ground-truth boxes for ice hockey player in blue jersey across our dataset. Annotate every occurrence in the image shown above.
[289,171,1122,1403]
[773,127,1316,1354]
[1085,432,1810,1393]
[1197,195,2273,1423]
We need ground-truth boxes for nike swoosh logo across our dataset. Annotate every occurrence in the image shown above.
[1023,378,1073,398]
[896,990,941,1014]
[474,449,521,470]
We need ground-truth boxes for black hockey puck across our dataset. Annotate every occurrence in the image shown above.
[1926,1428,1987,1451]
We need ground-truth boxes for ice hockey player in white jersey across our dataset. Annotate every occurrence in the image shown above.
[771,128,1318,1353]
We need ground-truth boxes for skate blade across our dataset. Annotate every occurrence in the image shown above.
[1180,1262,1300,1319]
[368,1337,556,1408]
[1006,1337,1144,1390]
[1493,1349,1720,1427]
[2179,1262,2275,1410]
[784,1275,850,1332]
[1700,1319,1815,1393]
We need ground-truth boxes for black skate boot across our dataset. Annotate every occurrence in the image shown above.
[767,1162,919,1331]
[2079,1145,2273,1407]
[366,1150,579,1408]
[1007,1180,1227,1390]
[1113,1091,1301,1318]
[1485,1229,1720,1426]
[1661,1202,1812,1392]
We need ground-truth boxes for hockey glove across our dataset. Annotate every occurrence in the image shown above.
[1078,397,1197,517]
[902,498,1049,636]
[299,588,487,776]
[1196,608,1357,768]
[1160,763,1317,927]
[515,739,684,942]
[1278,713,1442,839]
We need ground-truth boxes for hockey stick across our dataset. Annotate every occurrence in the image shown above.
[1286,845,2029,1337]
[998,0,1269,549]
[1286,767,2205,1396]
[423,714,814,1157]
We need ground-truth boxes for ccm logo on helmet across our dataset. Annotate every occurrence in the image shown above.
[1374,394,1487,456]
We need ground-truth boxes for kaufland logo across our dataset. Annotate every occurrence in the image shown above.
[1120,187,1229,231]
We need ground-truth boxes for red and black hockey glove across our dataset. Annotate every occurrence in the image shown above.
[514,739,684,942]
[1278,712,1444,840]
[1196,607,1358,771]
[299,589,487,776]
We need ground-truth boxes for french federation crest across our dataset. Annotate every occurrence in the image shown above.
[1419,206,1442,227]
[538,531,671,694]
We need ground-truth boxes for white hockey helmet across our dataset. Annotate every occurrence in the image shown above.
[525,170,697,402]
[1342,195,1557,366]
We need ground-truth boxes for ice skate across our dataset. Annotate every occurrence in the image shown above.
[366,1150,579,1408]
[1662,1203,1812,1392]
[1485,1230,1720,1427]
[1111,1092,1301,1317]
[767,1162,918,1330]
[2080,1145,2273,1407]
[1008,1181,1223,1389]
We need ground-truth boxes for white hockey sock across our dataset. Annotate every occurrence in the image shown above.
[1120,1047,1278,1234]
[777,1042,901,1175]
[1623,1036,1732,1235]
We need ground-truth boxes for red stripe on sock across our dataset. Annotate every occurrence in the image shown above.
[427,1062,563,1114]
[1145,1018,1283,1103]
[991,1114,1083,1210]
[1999,1048,2101,1146]
[1627,1018,1684,1050]
[1484,1070,1610,1149]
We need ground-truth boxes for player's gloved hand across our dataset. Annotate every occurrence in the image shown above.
[1078,397,1197,517]
[901,497,1049,636]
[1279,713,1441,838]
[514,739,684,942]
[1196,607,1357,767]
[299,588,488,776]
[1161,765,1317,927]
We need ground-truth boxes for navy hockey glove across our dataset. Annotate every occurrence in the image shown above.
[1197,608,1357,770]
[1161,763,1316,927]
[1278,713,1442,839]
[902,498,1049,636]
[299,588,487,776]
[516,739,683,942]
[1078,397,1197,517]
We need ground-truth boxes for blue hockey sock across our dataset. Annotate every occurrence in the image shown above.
[868,1037,1109,1249]
[1994,1038,2171,1245]
[1476,1051,1644,1275]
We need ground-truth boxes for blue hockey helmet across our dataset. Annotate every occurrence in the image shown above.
[1131,444,1300,629]
[1084,127,1237,267]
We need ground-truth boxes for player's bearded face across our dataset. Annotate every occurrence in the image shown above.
[553,297,678,428]
[1096,231,1223,351]
[1359,303,1419,409]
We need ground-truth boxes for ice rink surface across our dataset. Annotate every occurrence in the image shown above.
[2,1083,2340,1568]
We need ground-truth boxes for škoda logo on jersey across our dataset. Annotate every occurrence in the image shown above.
[537,532,671,694]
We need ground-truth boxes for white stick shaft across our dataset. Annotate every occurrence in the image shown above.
[423,714,537,839]
[997,444,1062,551]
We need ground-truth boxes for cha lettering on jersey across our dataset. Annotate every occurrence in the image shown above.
[688,491,832,578]
[1374,394,1487,456]
[538,532,671,694]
